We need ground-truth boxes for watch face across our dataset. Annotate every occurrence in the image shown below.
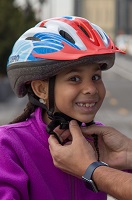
[84,180,99,193]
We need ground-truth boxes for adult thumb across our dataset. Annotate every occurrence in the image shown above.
[69,120,83,140]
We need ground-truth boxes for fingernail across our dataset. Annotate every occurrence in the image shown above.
[70,120,77,125]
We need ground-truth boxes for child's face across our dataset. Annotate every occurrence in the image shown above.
[54,64,106,123]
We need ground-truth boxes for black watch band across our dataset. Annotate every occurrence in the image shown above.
[82,161,108,192]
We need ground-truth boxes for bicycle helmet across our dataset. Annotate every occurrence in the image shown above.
[7,16,123,98]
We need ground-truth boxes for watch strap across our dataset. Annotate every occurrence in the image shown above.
[82,161,108,192]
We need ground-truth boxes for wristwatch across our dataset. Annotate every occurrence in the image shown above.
[82,161,108,192]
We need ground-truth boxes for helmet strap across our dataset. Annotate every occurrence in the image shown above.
[46,111,95,145]
[48,76,56,118]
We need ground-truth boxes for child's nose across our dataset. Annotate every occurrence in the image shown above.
[82,82,98,95]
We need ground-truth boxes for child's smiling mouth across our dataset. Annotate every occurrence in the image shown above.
[76,102,96,108]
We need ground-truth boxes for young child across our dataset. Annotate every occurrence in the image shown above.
[0,16,122,199]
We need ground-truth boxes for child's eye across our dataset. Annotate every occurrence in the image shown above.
[92,74,101,81]
[69,76,80,82]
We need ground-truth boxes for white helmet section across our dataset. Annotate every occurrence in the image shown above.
[43,20,87,50]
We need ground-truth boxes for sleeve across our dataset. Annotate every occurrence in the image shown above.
[0,127,29,200]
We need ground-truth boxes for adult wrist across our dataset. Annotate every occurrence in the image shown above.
[82,161,108,192]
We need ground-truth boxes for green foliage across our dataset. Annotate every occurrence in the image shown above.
[0,0,38,75]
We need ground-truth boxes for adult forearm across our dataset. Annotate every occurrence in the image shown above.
[93,166,132,200]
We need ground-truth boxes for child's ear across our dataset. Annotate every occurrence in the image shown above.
[31,80,48,100]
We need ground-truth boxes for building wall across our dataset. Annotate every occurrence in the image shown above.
[41,0,75,19]
[117,0,132,35]
[81,0,116,39]
[128,2,132,34]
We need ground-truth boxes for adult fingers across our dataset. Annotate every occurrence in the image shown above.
[53,126,71,142]
[48,134,61,150]
[69,120,85,141]
[81,125,110,137]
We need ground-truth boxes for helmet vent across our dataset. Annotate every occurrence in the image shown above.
[59,30,75,44]
[96,30,104,39]
[78,25,90,38]
[26,37,40,41]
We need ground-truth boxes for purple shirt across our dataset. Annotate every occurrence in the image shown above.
[0,107,106,200]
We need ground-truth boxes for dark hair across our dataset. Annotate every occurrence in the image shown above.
[10,85,38,124]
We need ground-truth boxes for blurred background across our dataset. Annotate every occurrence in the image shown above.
[0,1,132,199]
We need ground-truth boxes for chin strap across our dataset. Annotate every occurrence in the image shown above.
[47,112,99,160]
[46,112,95,144]
[47,112,94,130]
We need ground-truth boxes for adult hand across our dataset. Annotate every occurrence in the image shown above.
[48,120,96,178]
[82,125,132,169]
